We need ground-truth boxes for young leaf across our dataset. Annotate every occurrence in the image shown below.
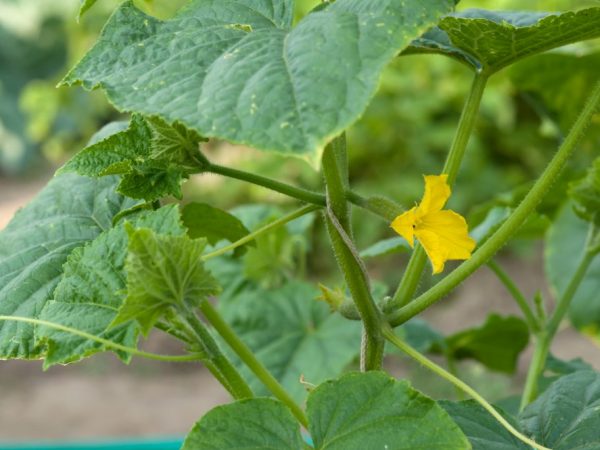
[37,205,185,367]
[405,8,600,74]
[61,115,205,201]
[546,203,600,334]
[520,371,600,449]
[181,202,252,256]
[112,228,221,335]
[219,281,362,403]
[307,372,470,449]
[182,398,304,450]
[61,0,454,161]
[441,400,529,450]
[0,174,138,359]
[445,314,529,373]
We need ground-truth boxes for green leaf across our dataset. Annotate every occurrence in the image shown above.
[61,115,204,201]
[360,237,411,259]
[546,203,600,334]
[307,372,470,449]
[182,398,304,450]
[78,0,98,21]
[405,8,600,73]
[220,281,362,403]
[510,51,600,133]
[441,400,529,450]
[520,371,600,449]
[569,158,600,225]
[112,228,221,335]
[445,314,529,373]
[37,205,185,367]
[0,173,137,359]
[539,354,594,393]
[61,0,454,160]
[182,202,252,256]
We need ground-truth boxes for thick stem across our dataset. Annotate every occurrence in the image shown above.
[201,204,320,261]
[387,73,488,310]
[487,260,540,332]
[199,301,308,428]
[521,229,597,409]
[322,134,384,371]
[383,326,551,450]
[183,310,254,400]
[389,79,600,327]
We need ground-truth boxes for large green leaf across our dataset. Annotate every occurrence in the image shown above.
[445,314,529,374]
[112,228,221,335]
[182,398,305,450]
[61,0,454,160]
[520,371,600,449]
[0,173,137,359]
[404,8,600,73]
[441,400,529,450]
[546,203,600,334]
[183,372,469,449]
[61,115,204,201]
[37,205,185,366]
[307,372,470,449]
[220,281,362,403]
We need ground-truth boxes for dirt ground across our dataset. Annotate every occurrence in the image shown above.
[0,174,598,442]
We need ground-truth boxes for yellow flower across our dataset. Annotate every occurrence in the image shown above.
[391,174,475,274]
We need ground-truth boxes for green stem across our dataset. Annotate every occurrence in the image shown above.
[201,204,320,261]
[182,310,254,400]
[487,260,539,332]
[521,227,597,409]
[383,326,551,450]
[199,301,309,428]
[207,163,326,206]
[322,135,384,371]
[207,162,393,221]
[389,79,600,327]
[0,316,202,363]
[387,73,488,311]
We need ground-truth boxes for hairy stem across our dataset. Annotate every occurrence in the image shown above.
[487,260,540,332]
[383,326,551,450]
[322,134,384,371]
[182,310,254,400]
[389,79,600,327]
[521,226,597,409]
[387,73,488,311]
[199,301,308,427]
[201,204,320,261]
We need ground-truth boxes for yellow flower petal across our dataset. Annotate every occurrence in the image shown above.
[418,174,451,215]
[390,207,417,247]
[416,210,476,274]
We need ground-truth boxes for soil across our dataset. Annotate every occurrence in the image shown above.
[0,174,598,442]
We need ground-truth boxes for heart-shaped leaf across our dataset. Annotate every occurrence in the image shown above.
[61,0,454,161]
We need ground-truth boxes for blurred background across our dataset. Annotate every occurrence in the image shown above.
[0,0,599,444]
